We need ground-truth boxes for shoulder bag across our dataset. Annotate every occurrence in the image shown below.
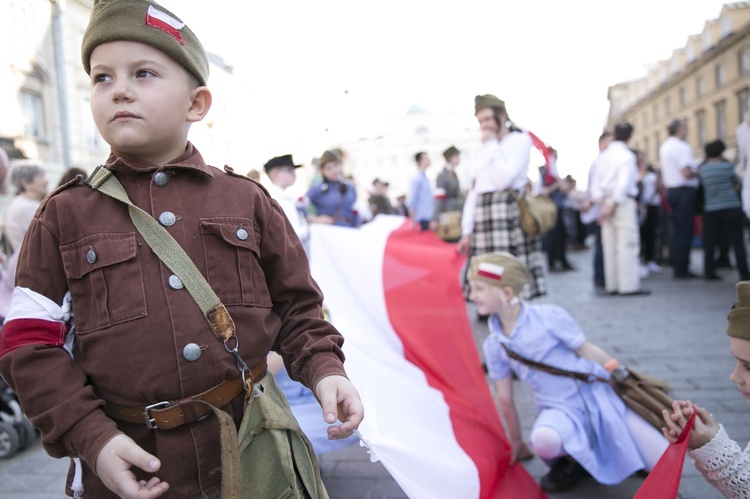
[507,190,558,237]
[501,344,674,431]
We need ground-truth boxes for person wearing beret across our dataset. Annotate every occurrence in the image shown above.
[434,145,464,216]
[662,281,750,498]
[368,178,396,218]
[264,154,310,250]
[457,94,547,299]
[306,150,361,228]
[470,252,667,493]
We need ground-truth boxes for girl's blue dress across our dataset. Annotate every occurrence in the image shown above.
[483,303,646,484]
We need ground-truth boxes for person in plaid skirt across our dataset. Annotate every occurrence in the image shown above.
[457,94,547,299]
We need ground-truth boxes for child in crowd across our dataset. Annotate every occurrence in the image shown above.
[0,1,363,497]
[468,251,667,493]
[662,281,750,497]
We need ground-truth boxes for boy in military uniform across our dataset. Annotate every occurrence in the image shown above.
[0,1,363,497]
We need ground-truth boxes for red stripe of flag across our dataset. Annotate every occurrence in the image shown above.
[382,222,545,498]
[634,410,696,498]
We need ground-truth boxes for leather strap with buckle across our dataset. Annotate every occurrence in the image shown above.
[103,360,267,430]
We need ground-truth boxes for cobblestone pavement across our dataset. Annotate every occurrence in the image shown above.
[0,245,744,498]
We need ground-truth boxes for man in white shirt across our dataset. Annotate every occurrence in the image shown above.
[583,132,613,288]
[659,119,699,279]
[590,123,649,295]
[263,154,309,250]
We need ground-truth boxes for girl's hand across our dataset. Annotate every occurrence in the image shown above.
[661,400,719,450]
[457,235,470,255]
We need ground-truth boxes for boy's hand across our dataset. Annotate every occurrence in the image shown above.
[314,375,364,439]
[95,434,169,498]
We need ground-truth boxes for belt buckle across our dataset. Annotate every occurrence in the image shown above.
[143,401,171,430]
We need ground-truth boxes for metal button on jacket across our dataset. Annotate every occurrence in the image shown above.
[153,171,169,187]
[183,343,201,362]
[236,228,248,240]
[86,249,97,264]
[159,211,176,227]
[168,275,184,290]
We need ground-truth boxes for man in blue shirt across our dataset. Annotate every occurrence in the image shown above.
[409,152,436,231]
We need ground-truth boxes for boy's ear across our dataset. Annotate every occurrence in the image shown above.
[187,86,212,123]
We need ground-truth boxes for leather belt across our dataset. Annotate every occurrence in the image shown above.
[103,360,267,430]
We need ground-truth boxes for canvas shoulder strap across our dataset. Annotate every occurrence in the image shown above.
[501,343,607,383]
[85,165,244,498]
[85,166,235,342]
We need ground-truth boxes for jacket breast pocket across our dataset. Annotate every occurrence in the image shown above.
[200,218,271,307]
[60,232,147,334]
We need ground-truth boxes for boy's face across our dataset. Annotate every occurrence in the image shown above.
[468,280,506,316]
[89,41,201,166]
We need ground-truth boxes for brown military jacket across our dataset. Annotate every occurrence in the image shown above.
[0,145,346,498]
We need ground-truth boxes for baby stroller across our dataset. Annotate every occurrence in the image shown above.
[0,376,36,458]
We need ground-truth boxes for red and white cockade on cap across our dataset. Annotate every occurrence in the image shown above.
[477,262,504,281]
[145,5,186,45]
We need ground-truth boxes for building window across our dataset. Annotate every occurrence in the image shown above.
[19,90,44,139]
[687,45,695,64]
[715,100,727,139]
[644,137,650,162]
[679,87,687,108]
[654,132,660,152]
[722,16,731,38]
[671,58,680,75]
[697,77,705,98]
[643,110,648,127]
[738,88,750,122]
[740,48,750,75]
[696,110,707,146]
[703,31,713,51]
[716,64,726,88]
[653,104,660,123]
[665,97,672,117]
[8,0,35,60]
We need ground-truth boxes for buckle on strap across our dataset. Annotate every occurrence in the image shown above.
[143,401,171,430]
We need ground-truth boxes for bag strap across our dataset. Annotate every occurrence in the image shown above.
[501,344,607,383]
[85,166,244,499]
[86,166,235,343]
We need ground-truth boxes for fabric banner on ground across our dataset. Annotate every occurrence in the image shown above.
[634,411,696,499]
[309,216,545,499]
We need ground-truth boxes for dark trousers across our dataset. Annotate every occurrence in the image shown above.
[592,223,605,287]
[667,186,697,275]
[640,205,660,263]
[544,212,570,269]
[703,208,750,279]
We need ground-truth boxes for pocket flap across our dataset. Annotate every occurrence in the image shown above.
[61,233,138,279]
[200,218,259,255]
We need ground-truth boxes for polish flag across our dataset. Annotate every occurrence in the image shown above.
[309,216,545,499]
[634,411,696,498]
[145,5,186,45]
